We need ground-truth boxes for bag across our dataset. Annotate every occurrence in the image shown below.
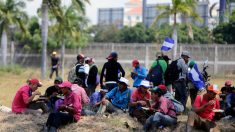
[165,59,181,84]
[146,60,163,85]
[68,64,79,83]
[164,92,184,113]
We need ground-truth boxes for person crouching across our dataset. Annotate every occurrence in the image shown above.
[46,81,82,131]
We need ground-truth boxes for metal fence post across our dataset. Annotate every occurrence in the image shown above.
[145,45,149,68]
[214,45,218,74]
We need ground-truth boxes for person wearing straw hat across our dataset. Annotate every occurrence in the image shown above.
[129,80,151,124]
[98,77,131,114]
[49,51,60,79]
[186,84,221,132]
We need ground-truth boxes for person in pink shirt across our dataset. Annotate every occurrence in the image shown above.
[12,78,49,115]
[71,82,90,105]
[186,84,221,132]
[46,81,82,131]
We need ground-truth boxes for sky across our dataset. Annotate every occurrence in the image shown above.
[25,0,219,25]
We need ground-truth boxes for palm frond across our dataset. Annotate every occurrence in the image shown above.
[151,11,171,28]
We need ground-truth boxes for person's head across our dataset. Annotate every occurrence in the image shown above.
[77,53,84,64]
[157,84,167,95]
[118,77,129,91]
[225,80,232,87]
[87,58,94,66]
[162,55,171,64]
[100,89,108,96]
[84,57,90,64]
[106,52,118,61]
[132,59,139,68]
[28,78,42,92]
[138,80,151,93]
[58,81,72,95]
[52,51,57,57]
[206,84,221,100]
[188,60,196,69]
[54,76,63,87]
[150,87,163,101]
[73,78,84,87]
[181,51,190,63]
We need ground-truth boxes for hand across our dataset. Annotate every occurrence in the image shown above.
[204,100,215,107]
[58,105,66,111]
[138,101,147,106]
[33,91,41,96]
[101,99,107,105]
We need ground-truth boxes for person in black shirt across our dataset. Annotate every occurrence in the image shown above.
[87,58,98,96]
[75,54,86,88]
[100,52,125,91]
[49,51,60,79]
[45,76,63,112]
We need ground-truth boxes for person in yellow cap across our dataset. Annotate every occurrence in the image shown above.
[186,84,222,132]
[49,51,60,79]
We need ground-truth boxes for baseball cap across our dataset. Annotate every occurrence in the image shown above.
[58,81,72,89]
[225,80,232,86]
[29,78,42,87]
[52,51,57,55]
[106,52,118,60]
[77,53,84,61]
[139,80,151,88]
[207,84,221,94]
[132,59,139,67]
[149,87,162,95]
[158,84,167,91]
[118,77,129,86]
[54,76,63,82]
[181,51,190,58]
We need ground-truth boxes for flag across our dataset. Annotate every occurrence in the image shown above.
[188,64,205,90]
[161,37,174,51]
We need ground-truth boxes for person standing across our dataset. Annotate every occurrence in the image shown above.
[131,59,147,88]
[49,51,59,79]
[100,52,125,91]
[87,58,98,96]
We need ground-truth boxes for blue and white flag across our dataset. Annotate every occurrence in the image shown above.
[188,64,205,90]
[161,37,174,51]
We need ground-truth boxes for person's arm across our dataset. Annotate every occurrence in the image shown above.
[137,67,147,79]
[192,96,215,113]
[226,94,232,108]
[101,87,117,104]
[100,64,106,88]
[23,91,41,104]
[81,88,90,104]
[118,63,125,77]
[157,98,168,114]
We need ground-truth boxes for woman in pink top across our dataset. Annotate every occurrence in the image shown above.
[46,81,82,131]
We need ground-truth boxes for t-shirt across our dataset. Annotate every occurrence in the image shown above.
[51,56,59,67]
[131,89,151,102]
[12,85,32,113]
[193,95,220,121]
[71,84,90,105]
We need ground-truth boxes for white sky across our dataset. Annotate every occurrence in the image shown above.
[25,0,219,25]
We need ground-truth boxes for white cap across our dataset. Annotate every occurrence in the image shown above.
[139,80,151,88]
[118,77,129,86]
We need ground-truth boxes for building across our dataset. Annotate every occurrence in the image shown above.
[98,8,124,29]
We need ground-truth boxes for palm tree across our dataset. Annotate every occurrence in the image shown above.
[39,0,89,79]
[0,0,27,66]
[152,0,201,59]
[51,5,89,78]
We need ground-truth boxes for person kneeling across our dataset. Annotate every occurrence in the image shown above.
[143,87,177,131]
[186,85,222,132]
[46,81,82,131]
[98,77,131,114]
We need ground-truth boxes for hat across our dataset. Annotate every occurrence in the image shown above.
[132,59,139,67]
[207,84,221,94]
[85,57,90,61]
[54,76,63,82]
[29,78,42,87]
[189,60,196,68]
[106,52,118,60]
[158,84,167,91]
[162,55,171,61]
[225,80,232,86]
[181,51,190,58]
[58,81,72,89]
[77,54,84,61]
[118,77,129,86]
[52,51,57,55]
[149,87,162,95]
[139,80,151,88]
[100,89,108,93]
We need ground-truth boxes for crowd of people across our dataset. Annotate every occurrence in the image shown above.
[11,51,235,132]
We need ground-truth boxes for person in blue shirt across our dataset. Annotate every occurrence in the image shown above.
[98,77,131,114]
[131,59,147,88]
[225,87,235,117]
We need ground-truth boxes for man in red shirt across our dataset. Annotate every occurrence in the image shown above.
[186,84,221,132]
[129,80,151,124]
[46,81,82,131]
[12,78,48,115]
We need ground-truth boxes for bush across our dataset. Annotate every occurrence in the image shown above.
[0,65,24,75]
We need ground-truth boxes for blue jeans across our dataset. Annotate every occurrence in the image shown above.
[46,112,75,128]
[144,112,177,131]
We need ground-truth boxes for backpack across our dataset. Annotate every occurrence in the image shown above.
[68,64,79,83]
[165,59,181,84]
[164,92,184,113]
[146,60,163,85]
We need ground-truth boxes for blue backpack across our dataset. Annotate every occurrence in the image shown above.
[146,60,163,85]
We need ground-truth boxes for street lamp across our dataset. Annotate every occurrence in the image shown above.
[9,24,16,65]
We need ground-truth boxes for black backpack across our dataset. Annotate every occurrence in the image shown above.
[146,60,163,85]
[165,59,181,85]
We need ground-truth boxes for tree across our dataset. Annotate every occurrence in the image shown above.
[152,0,201,59]
[0,0,27,66]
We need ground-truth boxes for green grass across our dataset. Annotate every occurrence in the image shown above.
[0,64,24,75]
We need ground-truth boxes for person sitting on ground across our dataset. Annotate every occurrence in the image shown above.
[131,59,147,88]
[98,77,131,114]
[143,87,177,131]
[186,84,221,132]
[44,76,63,112]
[129,80,151,124]
[89,89,108,112]
[100,52,125,92]
[220,80,233,110]
[12,78,49,115]
[46,81,82,131]
[225,86,235,117]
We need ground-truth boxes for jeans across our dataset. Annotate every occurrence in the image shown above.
[49,68,58,79]
[28,101,49,113]
[173,79,188,108]
[46,112,75,129]
[97,100,123,114]
[188,82,198,106]
[144,112,177,131]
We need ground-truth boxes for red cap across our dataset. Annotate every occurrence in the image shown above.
[58,81,72,89]
[225,80,232,86]
[29,78,42,87]
[132,59,139,67]
[158,84,167,91]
